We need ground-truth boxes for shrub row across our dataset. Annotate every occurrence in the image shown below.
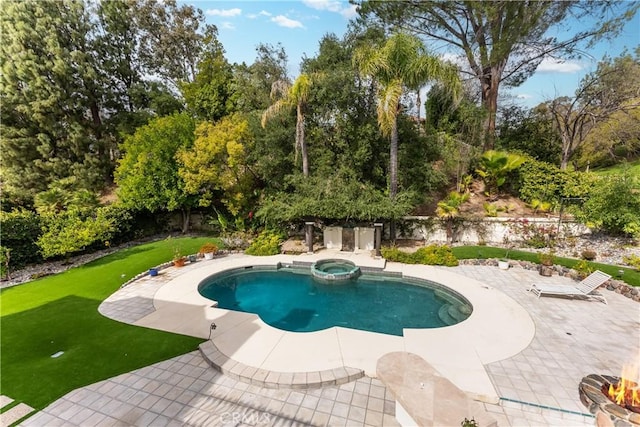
[381,244,459,266]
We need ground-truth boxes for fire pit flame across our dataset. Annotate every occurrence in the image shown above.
[605,363,640,413]
[579,363,640,426]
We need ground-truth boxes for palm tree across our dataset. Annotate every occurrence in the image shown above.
[354,32,461,205]
[261,73,313,177]
[436,191,469,243]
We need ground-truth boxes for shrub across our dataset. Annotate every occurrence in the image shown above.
[516,157,594,206]
[380,246,415,264]
[475,150,526,197]
[573,260,594,279]
[381,244,459,266]
[0,209,43,269]
[0,246,10,280]
[581,250,597,261]
[574,172,640,238]
[37,207,115,260]
[538,251,555,266]
[245,230,283,256]
[622,254,640,271]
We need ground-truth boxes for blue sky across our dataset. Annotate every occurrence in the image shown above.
[185,1,639,109]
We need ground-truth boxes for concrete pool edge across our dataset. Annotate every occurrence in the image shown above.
[126,252,535,403]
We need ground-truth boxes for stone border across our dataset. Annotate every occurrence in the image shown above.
[459,258,639,302]
[199,340,364,389]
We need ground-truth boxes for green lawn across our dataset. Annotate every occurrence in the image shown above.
[0,236,221,410]
[451,246,640,286]
[2,237,636,412]
[591,159,640,180]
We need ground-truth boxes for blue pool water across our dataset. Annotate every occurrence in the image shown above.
[198,267,471,336]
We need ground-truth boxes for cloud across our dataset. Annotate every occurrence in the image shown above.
[220,22,235,30]
[271,15,304,29]
[302,0,357,18]
[248,10,272,19]
[340,4,358,18]
[516,93,533,99]
[537,58,583,73]
[206,8,242,17]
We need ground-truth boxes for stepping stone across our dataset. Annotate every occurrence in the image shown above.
[1,402,35,426]
[0,395,14,409]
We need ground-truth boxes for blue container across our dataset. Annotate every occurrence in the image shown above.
[149,268,159,277]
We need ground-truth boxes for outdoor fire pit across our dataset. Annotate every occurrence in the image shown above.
[579,373,640,426]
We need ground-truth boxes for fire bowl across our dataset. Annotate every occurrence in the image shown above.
[579,374,640,427]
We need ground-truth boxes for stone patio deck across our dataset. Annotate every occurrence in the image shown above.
[21,250,640,426]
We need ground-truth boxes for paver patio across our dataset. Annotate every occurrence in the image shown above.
[20,251,639,426]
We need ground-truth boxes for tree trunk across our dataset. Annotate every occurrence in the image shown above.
[181,207,190,234]
[480,64,504,151]
[297,103,309,177]
[389,114,399,242]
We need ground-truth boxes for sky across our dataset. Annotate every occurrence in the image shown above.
[184,0,640,110]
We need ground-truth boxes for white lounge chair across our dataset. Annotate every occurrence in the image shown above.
[528,270,611,304]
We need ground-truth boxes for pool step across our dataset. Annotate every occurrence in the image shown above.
[199,340,364,389]
[438,304,471,325]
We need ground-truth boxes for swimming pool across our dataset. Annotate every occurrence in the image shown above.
[198,265,472,336]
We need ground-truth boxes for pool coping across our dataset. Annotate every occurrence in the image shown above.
[199,340,365,389]
[118,251,535,403]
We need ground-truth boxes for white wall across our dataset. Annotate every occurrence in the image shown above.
[401,216,590,244]
[324,226,342,249]
[355,227,375,250]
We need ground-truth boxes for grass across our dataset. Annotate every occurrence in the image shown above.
[452,246,640,287]
[591,159,640,178]
[0,236,222,410]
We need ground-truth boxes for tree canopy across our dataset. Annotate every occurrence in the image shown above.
[356,0,639,150]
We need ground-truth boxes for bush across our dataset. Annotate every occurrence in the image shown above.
[581,250,597,261]
[381,244,459,266]
[245,230,283,256]
[37,207,115,260]
[572,260,594,279]
[0,246,10,280]
[0,209,43,270]
[623,254,640,271]
[516,157,594,207]
[574,172,640,238]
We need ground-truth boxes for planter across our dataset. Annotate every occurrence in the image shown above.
[498,259,510,270]
[148,268,158,277]
[539,265,554,276]
[173,257,186,267]
[203,252,214,260]
[188,255,197,263]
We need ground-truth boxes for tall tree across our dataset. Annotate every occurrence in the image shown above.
[357,1,639,150]
[180,31,235,122]
[114,113,196,232]
[233,43,289,114]
[0,0,106,205]
[135,0,216,91]
[353,33,460,207]
[178,113,256,216]
[261,74,315,177]
[547,50,640,169]
[301,31,388,188]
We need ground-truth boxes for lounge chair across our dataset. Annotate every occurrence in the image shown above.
[527,270,611,304]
